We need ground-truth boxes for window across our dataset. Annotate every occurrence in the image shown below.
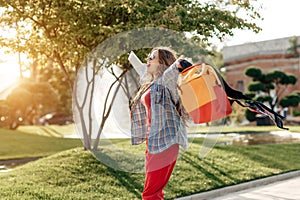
[237,80,244,92]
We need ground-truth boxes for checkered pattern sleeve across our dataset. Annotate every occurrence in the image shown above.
[130,63,188,153]
[157,62,180,103]
[131,100,148,145]
[147,83,188,154]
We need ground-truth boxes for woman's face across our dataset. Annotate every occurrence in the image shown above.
[146,50,160,75]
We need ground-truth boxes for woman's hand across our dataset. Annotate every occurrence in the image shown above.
[177,59,193,72]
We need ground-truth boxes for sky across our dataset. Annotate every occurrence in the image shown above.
[221,0,300,48]
[1,0,300,92]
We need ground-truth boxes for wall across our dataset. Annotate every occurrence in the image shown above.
[222,36,300,113]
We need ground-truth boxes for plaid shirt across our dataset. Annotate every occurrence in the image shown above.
[130,64,188,154]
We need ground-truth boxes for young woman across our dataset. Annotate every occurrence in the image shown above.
[130,47,190,200]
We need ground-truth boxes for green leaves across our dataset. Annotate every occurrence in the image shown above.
[266,70,297,85]
[245,67,298,111]
[280,92,300,108]
[287,36,300,57]
[248,82,274,93]
[2,80,58,129]
[248,82,264,92]
[245,68,262,80]
[0,0,264,116]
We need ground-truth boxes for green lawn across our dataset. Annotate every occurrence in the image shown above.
[17,124,76,137]
[1,125,299,161]
[0,141,299,199]
[0,125,300,199]
[17,124,300,138]
[0,128,82,160]
[1,124,300,161]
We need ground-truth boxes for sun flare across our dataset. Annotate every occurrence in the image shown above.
[0,54,21,91]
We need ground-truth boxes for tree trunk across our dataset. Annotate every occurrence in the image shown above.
[93,71,126,151]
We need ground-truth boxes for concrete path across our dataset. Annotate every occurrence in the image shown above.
[176,170,300,200]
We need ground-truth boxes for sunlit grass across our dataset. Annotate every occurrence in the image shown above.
[0,128,82,160]
[15,124,300,139]
[2,124,300,161]
[0,141,299,199]
[1,125,300,199]
[17,124,76,137]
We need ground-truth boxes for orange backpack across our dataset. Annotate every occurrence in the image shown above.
[178,63,232,124]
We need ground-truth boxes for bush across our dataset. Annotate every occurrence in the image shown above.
[245,109,256,122]
[293,110,300,117]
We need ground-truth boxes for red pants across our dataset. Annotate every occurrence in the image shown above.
[142,144,179,200]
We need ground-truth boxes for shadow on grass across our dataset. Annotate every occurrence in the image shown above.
[40,126,64,137]
[63,149,144,199]
[166,150,239,199]
[106,168,143,199]
[215,144,300,172]
[180,151,227,185]
[92,149,144,199]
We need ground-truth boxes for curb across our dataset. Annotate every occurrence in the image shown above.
[175,170,300,200]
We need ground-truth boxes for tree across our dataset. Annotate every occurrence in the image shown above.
[0,0,263,149]
[287,36,300,58]
[279,91,300,111]
[0,0,262,90]
[1,80,58,129]
[0,100,11,129]
[245,67,298,122]
[72,28,208,151]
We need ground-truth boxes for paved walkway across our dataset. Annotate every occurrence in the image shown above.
[212,175,300,200]
[176,170,300,200]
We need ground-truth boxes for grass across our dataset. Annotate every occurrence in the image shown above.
[17,124,300,138]
[1,125,299,161]
[0,125,300,199]
[188,125,300,134]
[0,138,300,199]
[17,124,76,137]
[0,128,82,160]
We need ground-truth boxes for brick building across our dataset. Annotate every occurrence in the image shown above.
[222,36,300,112]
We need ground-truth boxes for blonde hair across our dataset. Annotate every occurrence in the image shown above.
[131,47,189,123]
[131,47,177,105]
